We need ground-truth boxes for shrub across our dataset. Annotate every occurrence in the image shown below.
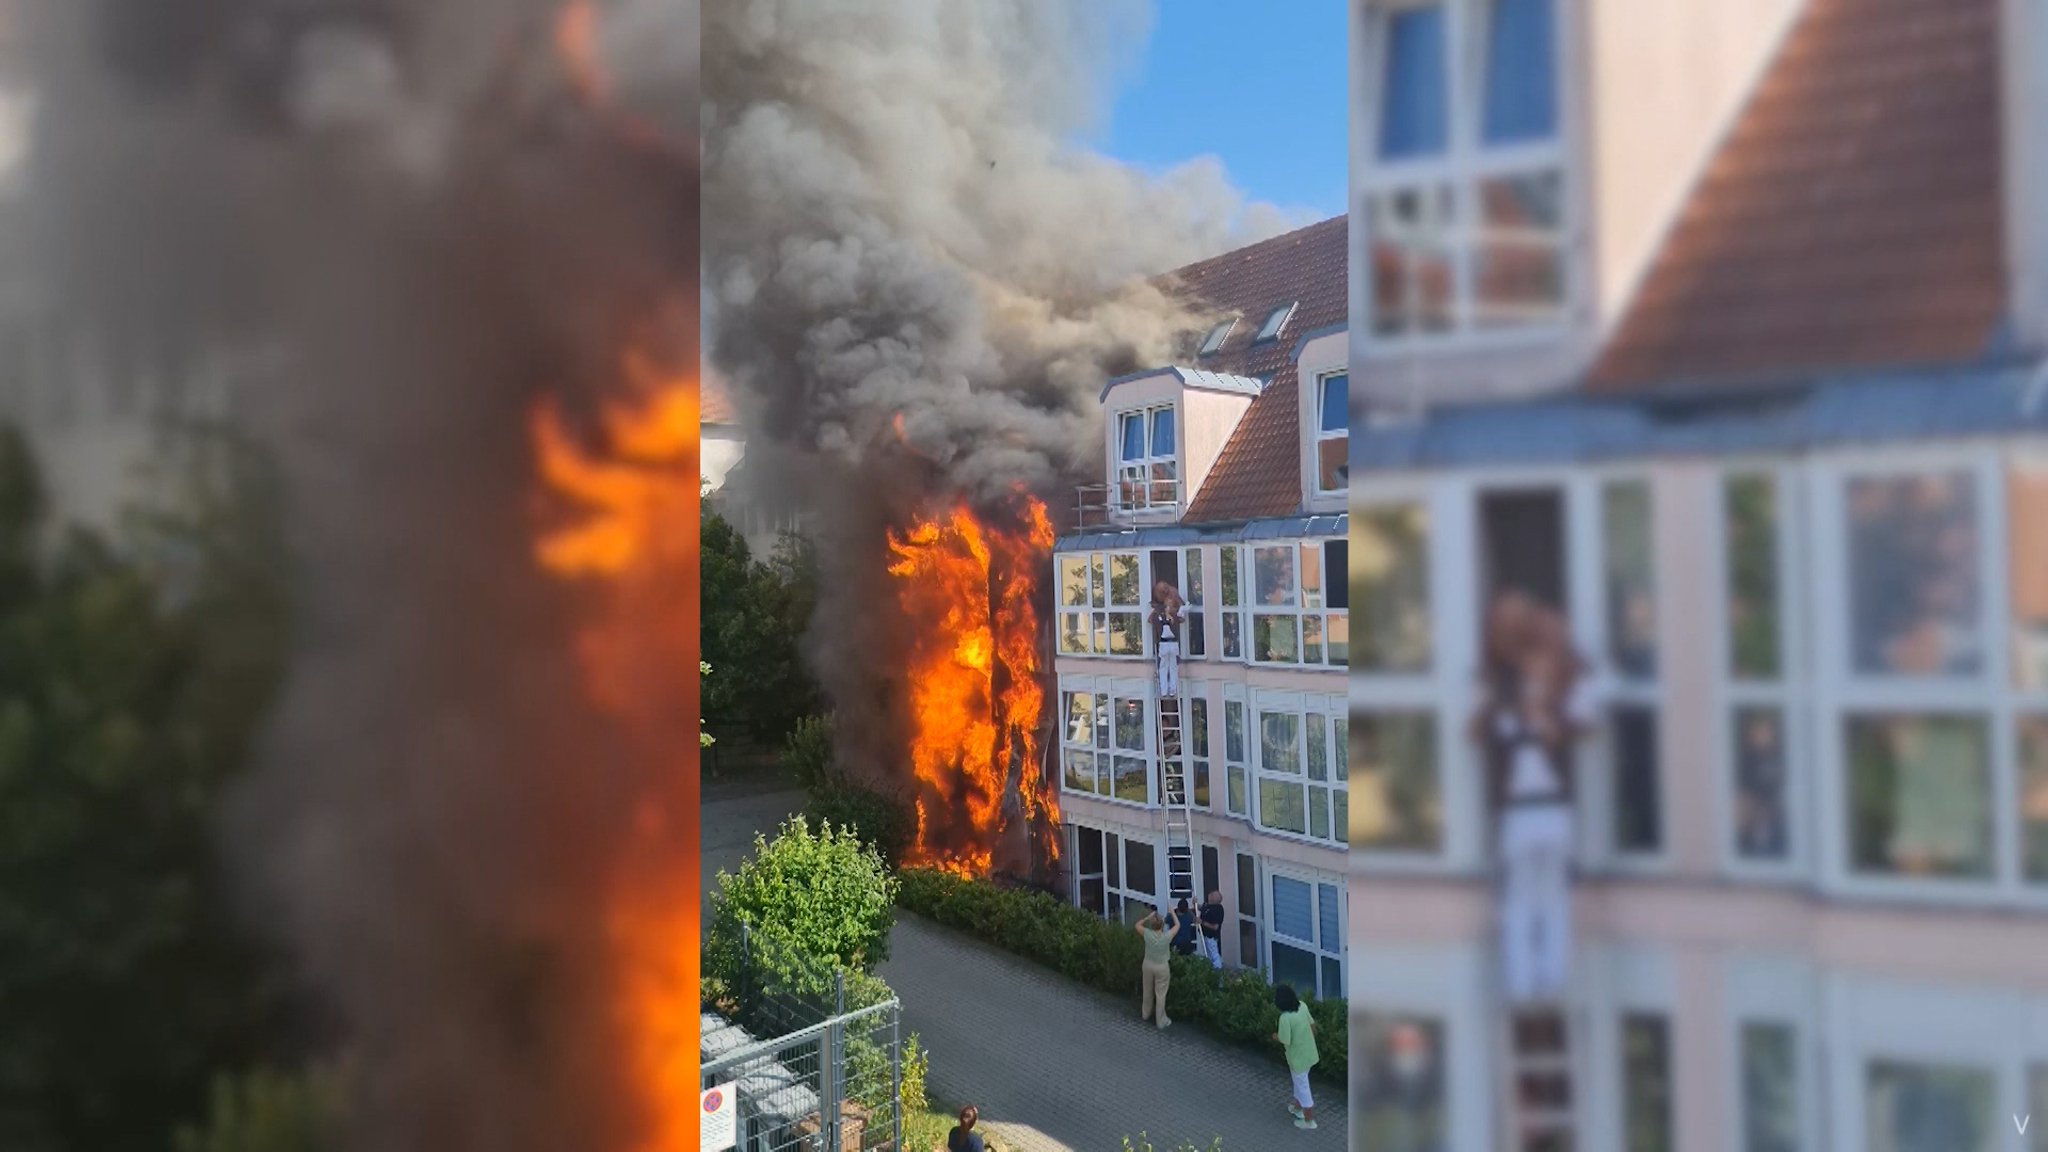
[896,869,1346,1081]
[899,1035,930,1118]
[174,1065,347,1152]
[705,817,899,997]
[806,777,915,867]
[781,713,836,790]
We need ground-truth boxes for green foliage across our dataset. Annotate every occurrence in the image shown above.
[705,816,899,996]
[0,424,295,1152]
[700,663,716,747]
[701,508,819,741]
[806,779,915,868]
[781,713,836,789]
[1121,1137,1225,1152]
[898,1035,929,1118]
[897,869,1346,1081]
[173,1065,346,1152]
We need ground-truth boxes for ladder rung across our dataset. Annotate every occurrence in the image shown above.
[1517,1109,1575,1133]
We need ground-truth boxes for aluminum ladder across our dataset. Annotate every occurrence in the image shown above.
[1156,672,1195,903]
[1491,866,1580,1151]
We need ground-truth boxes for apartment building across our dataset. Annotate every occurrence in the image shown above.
[1052,216,1353,1002]
[1350,0,2048,1147]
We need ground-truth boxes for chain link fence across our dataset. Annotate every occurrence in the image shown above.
[701,924,905,1152]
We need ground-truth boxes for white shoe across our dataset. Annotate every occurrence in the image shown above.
[1294,1118,1317,1130]
[1287,1103,1303,1118]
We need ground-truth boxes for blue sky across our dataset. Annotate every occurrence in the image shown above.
[1094,0,1347,221]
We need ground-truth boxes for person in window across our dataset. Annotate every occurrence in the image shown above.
[1170,897,1199,957]
[946,1104,986,1152]
[1197,889,1226,968]
[1135,906,1179,1028]
[1272,984,1320,1130]
[1150,581,1183,697]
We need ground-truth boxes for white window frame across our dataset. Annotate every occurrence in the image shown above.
[1346,944,1487,1152]
[1241,538,1351,669]
[1580,945,1675,1152]
[1222,685,1252,821]
[1723,953,1826,1152]
[1585,469,1671,872]
[1111,402,1181,514]
[1360,0,1574,351]
[1250,691,1350,848]
[1313,370,1350,498]
[1055,549,1148,660]
[1068,822,1164,927]
[1055,676,1155,811]
[1710,461,1814,882]
[1263,862,1347,1001]
[1187,682,1215,811]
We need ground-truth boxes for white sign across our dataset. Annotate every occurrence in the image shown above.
[701,1081,738,1151]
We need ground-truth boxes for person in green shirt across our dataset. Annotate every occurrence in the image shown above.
[1135,907,1179,1028]
[1273,984,1319,1130]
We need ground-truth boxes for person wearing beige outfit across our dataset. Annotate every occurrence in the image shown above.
[1135,907,1179,1028]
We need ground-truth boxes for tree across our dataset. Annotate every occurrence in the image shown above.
[700,663,716,747]
[704,816,898,988]
[173,1065,346,1152]
[0,424,295,1152]
[699,507,819,741]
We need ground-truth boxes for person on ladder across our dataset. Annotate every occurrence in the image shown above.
[1477,594,1596,1004]
[1150,581,1183,699]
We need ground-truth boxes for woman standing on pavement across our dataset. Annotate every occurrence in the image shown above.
[1135,907,1179,1028]
[1273,984,1319,1130]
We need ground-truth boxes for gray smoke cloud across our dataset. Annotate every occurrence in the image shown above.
[702,0,1296,860]
[14,1,698,1149]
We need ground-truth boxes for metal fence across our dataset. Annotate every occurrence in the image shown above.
[702,925,905,1152]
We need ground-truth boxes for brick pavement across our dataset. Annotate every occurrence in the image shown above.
[880,914,1347,1152]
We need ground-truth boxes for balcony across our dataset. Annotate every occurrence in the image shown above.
[1072,473,1183,531]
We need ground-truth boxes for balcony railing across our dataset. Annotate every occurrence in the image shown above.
[1072,475,1183,531]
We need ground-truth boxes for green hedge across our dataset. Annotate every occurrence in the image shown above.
[897,869,1345,1081]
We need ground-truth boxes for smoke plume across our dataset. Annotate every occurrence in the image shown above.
[702,0,1291,848]
[15,1,699,1149]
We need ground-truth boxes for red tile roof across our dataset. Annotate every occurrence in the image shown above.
[702,366,738,426]
[1160,215,1347,522]
[1587,0,2006,393]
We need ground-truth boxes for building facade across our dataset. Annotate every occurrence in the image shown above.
[1350,0,2048,1148]
[1052,218,1354,1002]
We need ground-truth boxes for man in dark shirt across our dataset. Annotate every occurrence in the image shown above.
[1171,898,1199,956]
[947,1104,985,1152]
[1197,889,1225,968]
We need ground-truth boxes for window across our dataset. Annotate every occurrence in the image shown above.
[1072,826,1163,928]
[1255,697,1348,846]
[1612,704,1662,855]
[2023,715,2048,883]
[1267,873,1344,1000]
[1182,546,1207,658]
[1846,471,1982,677]
[1731,708,1791,862]
[1726,473,1783,679]
[1350,711,1440,852]
[1845,714,1992,880]
[1189,694,1212,809]
[1058,688,1152,807]
[1368,0,1566,340]
[1198,319,1235,356]
[1116,404,1179,512]
[1622,1013,1672,1152]
[1722,472,1799,870]
[1741,1022,1799,1152]
[2012,456,2048,691]
[1244,540,1350,667]
[2030,1065,2048,1152]
[1603,479,1657,678]
[1254,303,1295,343]
[1353,502,1432,673]
[1234,850,1260,968]
[1224,696,1250,817]
[1351,1016,1447,1149]
[1220,546,1245,660]
[1314,372,1348,495]
[1864,1060,1996,1151]
[1056,551,1145,657]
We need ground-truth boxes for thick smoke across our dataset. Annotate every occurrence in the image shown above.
[702,1,1291,846]
[16,1,698,1149]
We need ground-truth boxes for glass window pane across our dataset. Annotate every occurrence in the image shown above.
[1107,612,1143,656]
[1120,412,1145,462]
[1225,701,1246,761]
[1732,708,1791,862]
[1613,705,1663,853]
[1482,0,1558,145]
[2029,1065,2048,1152]
[1741,1022,1799,1152]
[1623,1015,1673,1152]
[1115,699,1146,751]
[1335,715,1349,782]
[1303,615,1326,665]
[1093,699,1110,749]
[1320,373,1348,434]
[1353,504,1432,673]
[1271,875,1314,942]
[1194,759,1210,808]
[1089,555,1106,605]
[1326,614,1351,667]
[1474,171,1566,328]
[1318,883,1340,949]
[1109,553,1142,606]
[2024,715,2048,883]
[1318,433,1348,492]
[1369,185,1456,337]
[1254,614,1301,664]
[1307,788,1330,840]
[1227,764,1248,816]
[1064,692,1093,745]
[1865,1060,1996,1152]
[1846,714,1992,879]
[1223,613,1243,660]
[1113,756,1148,803]
[1259,779,1307,834]
[1379,4,1450,160]
[1125,840,1156,896]
[1307,713,1329,781]
[1062,749,1094,793]
[1150,407,1176,457]
[1220,546,1241,606]
[1325,539,1350,610]
[1847,472,1982,677]
[1725,474,1783,679]
[1352,711,1441,852]
[1059,611,1088,655]
[1352,1017,1447,1148]
[1255,546,1296,605]
[1271,940,1318,998]
[1300,543,1324,608]
[1261,711,1302,775]
[1058,554,1089,608]
[1604,480,1658,678]
[1077,827,1104,875]
[1335,790,1349,845]
[2012,458,2048,691]
[1190,697,1210,757]
[1185,547,1205,605]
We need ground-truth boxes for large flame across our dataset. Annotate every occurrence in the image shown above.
[887,494,1058,876]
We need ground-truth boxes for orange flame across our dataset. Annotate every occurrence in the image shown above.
[530,353,698,1152]
[887,495,1059,876]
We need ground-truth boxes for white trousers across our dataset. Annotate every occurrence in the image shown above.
[1499,802,1573,1004]
[1157,642,1180,696]
[1200,935,1222,968]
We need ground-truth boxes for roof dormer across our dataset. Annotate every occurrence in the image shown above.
[1077,367,1262,530]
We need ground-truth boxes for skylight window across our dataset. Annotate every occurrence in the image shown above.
[1255,303,1296,343]
[1198,319,1235,356]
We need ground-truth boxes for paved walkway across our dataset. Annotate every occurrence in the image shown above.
[880,915,1346,1151]
[702,791,1346,1151]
